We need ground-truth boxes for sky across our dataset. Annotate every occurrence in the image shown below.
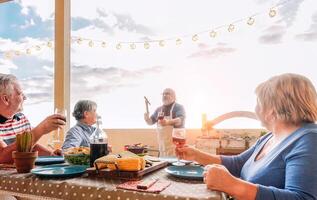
[1,0,317,129]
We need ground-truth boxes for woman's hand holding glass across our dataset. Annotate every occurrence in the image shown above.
[175,145,199,161]
[172,128,186,166]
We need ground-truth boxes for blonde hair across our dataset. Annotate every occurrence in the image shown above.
[255,73,317,125]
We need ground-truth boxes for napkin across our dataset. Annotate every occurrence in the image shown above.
[116,179,171,193]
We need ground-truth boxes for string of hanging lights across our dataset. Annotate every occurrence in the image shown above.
[1,0,288,60]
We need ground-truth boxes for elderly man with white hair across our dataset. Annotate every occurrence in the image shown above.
[144,88,186,156]
[0,73,66,164]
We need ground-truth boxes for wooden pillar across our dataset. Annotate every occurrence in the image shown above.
[54,0,70,148]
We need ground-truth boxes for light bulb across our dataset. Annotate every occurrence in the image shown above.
[130,43,136,50]
[192,34,199,42]
[88,40,94,47]
[4,52,12,59]
[26,49,31,54]
[116,43,122,50]
[159,40,165,47]
[101,42,106,48]
[176,38,182,45]
[209,30,217,38]
[269,8,277,17]
[247,17,255,26]
[47,41,53,48]
[144,42,150,49]
[15,51,21,56]
[228,24,235,32]
[77,38,83,45]
[36,45,41,51]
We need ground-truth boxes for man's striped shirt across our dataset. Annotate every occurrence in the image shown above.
[0,113,31,145]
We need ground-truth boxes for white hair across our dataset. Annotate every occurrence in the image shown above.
[0,73,17,95]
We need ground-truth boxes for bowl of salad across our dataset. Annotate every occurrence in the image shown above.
[64,147,90,166]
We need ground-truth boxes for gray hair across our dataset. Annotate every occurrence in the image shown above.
[0,73,17,95]
[72,100,97,120]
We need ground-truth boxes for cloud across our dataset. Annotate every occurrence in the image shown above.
[20,75,53,104]
[71,9,154,37]
[20,18,35,29]
[0,2,53,41]
[295,11,317,41]
[0,58,18,74]
[187,43,236,59]
[71,65,164,98]
[112,12,154,35]
[276,0,305,27]
[258,25,286,44]
[20,65,164,104]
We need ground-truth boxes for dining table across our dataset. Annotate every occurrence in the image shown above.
[0,164,226,200]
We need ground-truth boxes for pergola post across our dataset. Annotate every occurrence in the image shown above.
[54,0,71,148]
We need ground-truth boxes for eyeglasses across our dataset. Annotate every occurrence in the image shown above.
[162,92,171,96]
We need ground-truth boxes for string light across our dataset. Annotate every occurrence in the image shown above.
[144,42,150,49]
[228,24,235,32]
[176,38,182,45]
[209,30,217,38]
[116,43,122,50]
[247,17,255,25]
[47,41,53,48]
[1,1,289,59]
[130,43,136,50]
[4,52,12,59]
[269,7,277,17]
[159,40,165,47]
[192,34,199,42]
[77,38,83,45]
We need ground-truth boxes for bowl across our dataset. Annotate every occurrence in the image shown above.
[64,153,90,165]
[63,147,90,166]
[124,144,148,155]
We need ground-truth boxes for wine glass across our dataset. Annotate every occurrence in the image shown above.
[157,111,164,120]
[52,108,67,149]
[172,128,186,166]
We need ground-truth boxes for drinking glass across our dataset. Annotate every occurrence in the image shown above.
[172,128,186,166]
[52,108,67,148]
[157,111,164,120]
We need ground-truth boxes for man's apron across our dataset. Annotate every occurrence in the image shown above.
[156,103,175,157]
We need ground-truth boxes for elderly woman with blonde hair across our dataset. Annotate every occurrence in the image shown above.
[176,73,317,200]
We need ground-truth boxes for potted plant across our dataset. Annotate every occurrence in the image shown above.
[12,131,38,173]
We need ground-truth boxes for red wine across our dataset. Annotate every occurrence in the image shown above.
[157,115,164,120]
[90,143,109,167]
[173,137,186,147]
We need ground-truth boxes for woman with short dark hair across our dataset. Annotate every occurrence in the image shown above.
[62,100,97,150]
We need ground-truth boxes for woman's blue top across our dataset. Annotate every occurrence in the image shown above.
[221,123,317,200]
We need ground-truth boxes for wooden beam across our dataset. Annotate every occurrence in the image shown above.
[0,0,13,3]
[54,0,70,148]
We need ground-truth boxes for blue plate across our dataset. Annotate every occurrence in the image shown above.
[165,165,204,180]
[35,156,65,165]
[31,164,87,178]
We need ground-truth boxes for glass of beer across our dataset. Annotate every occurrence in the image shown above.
[172,128,186,166]
[52,108,67,149]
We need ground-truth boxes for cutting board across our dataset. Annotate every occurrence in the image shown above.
[86,160,168,180]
